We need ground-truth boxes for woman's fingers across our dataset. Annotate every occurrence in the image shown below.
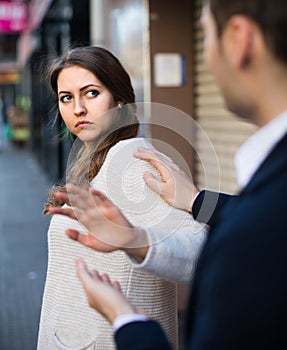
[66,229,117,252]
[65,184,109,213]
[89,187,110,205]
[66,184,93,209]
[66,229,96,248]
[47,206,77,219]
[66,229,82,241]
[61,184,118,215]
[54,190,70,204]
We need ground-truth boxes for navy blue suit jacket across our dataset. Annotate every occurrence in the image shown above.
[115,132,287,350]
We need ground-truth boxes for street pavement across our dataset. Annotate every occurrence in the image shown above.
[0,144,51,350]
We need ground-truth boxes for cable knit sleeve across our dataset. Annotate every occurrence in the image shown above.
[91,138,207,282]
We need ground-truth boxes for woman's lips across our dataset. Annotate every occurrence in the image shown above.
[75,121,92,129]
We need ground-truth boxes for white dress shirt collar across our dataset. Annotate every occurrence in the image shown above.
[235,111,287,189]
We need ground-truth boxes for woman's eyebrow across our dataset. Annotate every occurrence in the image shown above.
[80,84,102,92]
[58,84,102,95]
[58,90,70,95]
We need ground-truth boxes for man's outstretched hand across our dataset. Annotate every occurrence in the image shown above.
[76,257,140,323]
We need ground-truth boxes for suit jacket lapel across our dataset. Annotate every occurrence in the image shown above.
[240,132,287,195]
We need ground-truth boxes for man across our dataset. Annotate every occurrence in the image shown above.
[50,0,287,348]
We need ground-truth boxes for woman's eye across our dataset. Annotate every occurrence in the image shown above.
[87,90,99,98]
[59,95,72,103]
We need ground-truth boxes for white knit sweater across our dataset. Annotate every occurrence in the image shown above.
[37,138,206,350]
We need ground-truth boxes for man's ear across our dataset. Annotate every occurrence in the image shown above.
[222,15,254,69]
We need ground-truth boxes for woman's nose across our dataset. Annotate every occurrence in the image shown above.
[74,98,87,116]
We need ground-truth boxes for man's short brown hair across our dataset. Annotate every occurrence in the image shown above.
[205,0,287,65]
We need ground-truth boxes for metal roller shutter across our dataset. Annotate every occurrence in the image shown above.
[192,0,256,194]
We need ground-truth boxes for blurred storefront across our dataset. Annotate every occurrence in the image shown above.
[0,1,27,134]
[16,0,89,181]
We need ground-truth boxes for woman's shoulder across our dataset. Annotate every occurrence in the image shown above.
[93,137,157,186]
[104,137,152,163]
[110,137,152,154]
[91,137,158,192]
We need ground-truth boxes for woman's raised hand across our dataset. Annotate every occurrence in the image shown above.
[47,184,149,256]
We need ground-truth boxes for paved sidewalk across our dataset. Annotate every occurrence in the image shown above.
[0,144,51,350]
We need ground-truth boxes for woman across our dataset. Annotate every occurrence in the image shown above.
[37,46,205,349]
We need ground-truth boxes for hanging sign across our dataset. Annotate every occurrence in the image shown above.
[0,2,27,33]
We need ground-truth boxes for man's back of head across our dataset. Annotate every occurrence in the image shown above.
[206,0,287,66]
